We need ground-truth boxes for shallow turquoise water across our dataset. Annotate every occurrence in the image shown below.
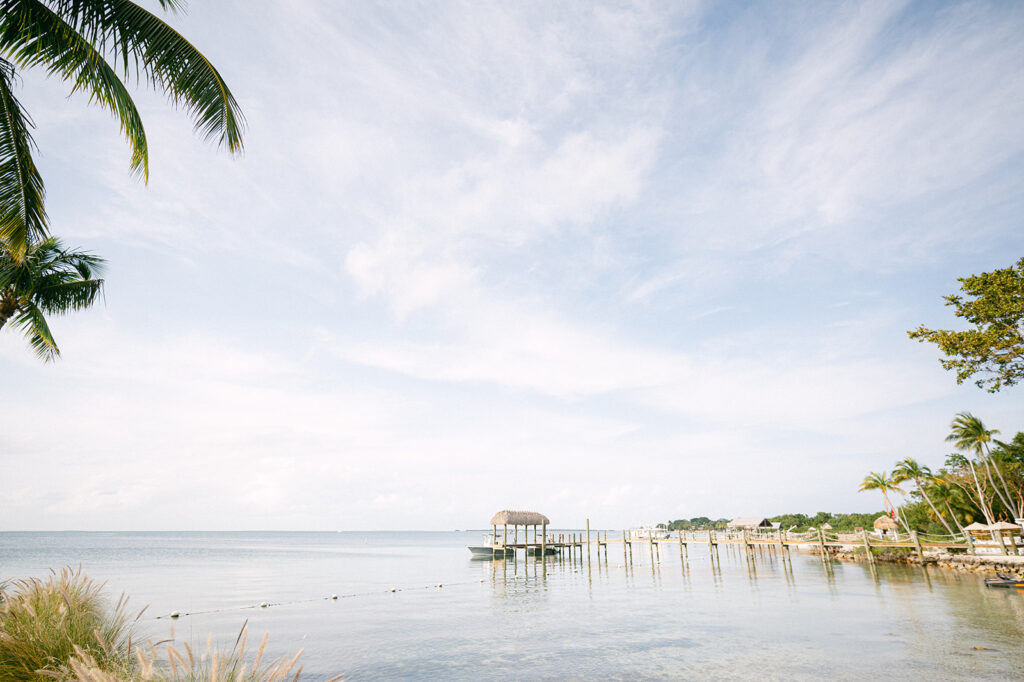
[2,531,1023,680]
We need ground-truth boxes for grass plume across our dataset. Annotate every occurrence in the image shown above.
[0,568,339,681]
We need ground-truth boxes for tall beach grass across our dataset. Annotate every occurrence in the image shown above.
[0,567,338,681]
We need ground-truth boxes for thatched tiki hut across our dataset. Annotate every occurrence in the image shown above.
[490,510,550,552]
[873,515,899,538]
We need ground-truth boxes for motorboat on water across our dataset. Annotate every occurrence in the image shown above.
[467,534,509,559]
[985,572,1024,589]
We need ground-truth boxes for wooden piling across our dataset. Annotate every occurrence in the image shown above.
[622,529,628,564]
[541,521,547,570]
[648,528,655,564]
[911,530,924,565]
[586,519,591,565]
[861,529,874,564]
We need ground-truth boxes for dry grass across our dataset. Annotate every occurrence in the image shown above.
[0,568,341,682]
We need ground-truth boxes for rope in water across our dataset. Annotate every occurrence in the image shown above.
[152,577,491,621]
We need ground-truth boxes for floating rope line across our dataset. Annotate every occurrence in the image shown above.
[153,578,490,620]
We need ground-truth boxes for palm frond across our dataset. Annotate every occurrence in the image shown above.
[13,300,58,360]
[48,0,245,153]
[34,276,104,312]
[0,57,46,260]
[0,0,150,179]
[156,0,186,12]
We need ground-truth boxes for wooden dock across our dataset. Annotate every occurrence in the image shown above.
[487,521,1021,568]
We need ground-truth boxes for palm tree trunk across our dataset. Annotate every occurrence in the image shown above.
[945,501,967,534]
[978,449,1015,517]
[917,476,955,534]
[966,459,995,523]
[984,442,1022,520]
[0,290,18,330]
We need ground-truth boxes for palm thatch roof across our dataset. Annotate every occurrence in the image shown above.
[727,517,771,528]
[490,510,550,526]
[873,515,899,530]
[988,521,1021,531]
[963,522,989,531]
[820,523,833,530]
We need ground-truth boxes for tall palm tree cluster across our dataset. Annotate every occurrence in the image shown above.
[0,0,242,359]
[860,412,1024,534]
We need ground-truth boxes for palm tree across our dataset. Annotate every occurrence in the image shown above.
[892,457,955,535]
[0,236,102,359]
[0,0,244,260]
[946,412,1013,521]
[859,471,911,533]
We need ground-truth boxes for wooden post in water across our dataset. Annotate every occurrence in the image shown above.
[648,528,655,564]
[622,529,629,564]
[861,529,874,564]
[586,518,591,566]
[492,524,497,559]
[503,524,507,552]
[911,530,925,565]
[541,521,547,571]
[817,528,828,567]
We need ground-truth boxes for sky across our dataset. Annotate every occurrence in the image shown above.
[3,0,1024,530]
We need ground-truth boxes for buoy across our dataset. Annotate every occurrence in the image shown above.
[390,588,396,592]
[170,611,180,619]
[260,601,268,608]
[331,594,338,600]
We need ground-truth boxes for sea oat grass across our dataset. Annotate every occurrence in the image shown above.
[0,566,136,680]
[0,569,335,681]
[70,621,341,682]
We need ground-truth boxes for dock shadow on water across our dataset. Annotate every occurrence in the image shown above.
[2,531,1023,680]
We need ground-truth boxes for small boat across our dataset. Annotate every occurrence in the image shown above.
[467,534,509,559]
[984,572,1024,588]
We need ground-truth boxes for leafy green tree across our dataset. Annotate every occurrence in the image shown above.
[0,236,102,359]
[0,0,245,261]
[909,258,1024,392]
[892,457,955,534]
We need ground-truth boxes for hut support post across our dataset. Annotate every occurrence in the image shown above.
[541,522,547,570]
[911,530,925,565]
[492,524,496,559]
[504,524,508,551]
[817,528,828,567]
[862,529,874,564]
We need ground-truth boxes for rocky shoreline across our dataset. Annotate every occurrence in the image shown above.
[818,546,1024,574]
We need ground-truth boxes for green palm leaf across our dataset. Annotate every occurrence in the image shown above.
[48,0,245,153]
[14,299,58,360]
[0,0,150,179]
[0,56,46,260]
[0,236,103,360]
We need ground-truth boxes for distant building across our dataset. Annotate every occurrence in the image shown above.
[727,517,772,529]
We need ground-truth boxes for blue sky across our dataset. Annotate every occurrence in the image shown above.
[3,0,1024,530]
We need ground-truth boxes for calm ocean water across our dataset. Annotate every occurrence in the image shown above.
[1,531,1022,680]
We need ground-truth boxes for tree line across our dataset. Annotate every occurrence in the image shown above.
[860,412,1023,535]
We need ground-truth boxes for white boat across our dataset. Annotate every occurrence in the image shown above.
[467,534,509,558]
